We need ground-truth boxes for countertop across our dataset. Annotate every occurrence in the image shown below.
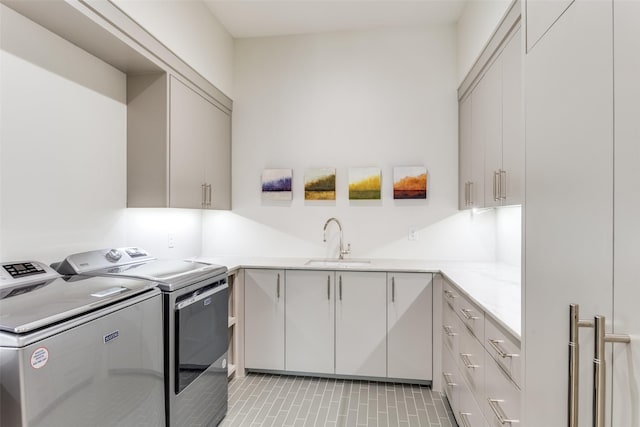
[197,256,521,340]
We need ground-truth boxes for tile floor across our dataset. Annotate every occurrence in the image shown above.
[220,373,457,427]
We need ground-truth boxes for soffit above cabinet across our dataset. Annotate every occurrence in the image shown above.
[1,0,231,111]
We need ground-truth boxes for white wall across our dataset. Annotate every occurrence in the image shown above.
[496,205,521,266]
[112,0,234,98]
[0,5,202,264]
[202,26,497,261]
[456,0,512,84]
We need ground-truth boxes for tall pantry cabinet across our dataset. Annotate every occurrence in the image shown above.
[523,0,640,425]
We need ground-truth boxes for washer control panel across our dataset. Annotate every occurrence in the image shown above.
[0,261,60,288]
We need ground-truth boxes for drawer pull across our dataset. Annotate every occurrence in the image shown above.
[487,398,519,424]
[459,412,472,427]
[460,353,479,369]
[442,372,457,387]
[460,308,480,320]
[443,325,458,337]
[488,339,520,358]
[444,289,457,299]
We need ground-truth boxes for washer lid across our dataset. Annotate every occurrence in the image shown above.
[0,275,157,334]
[98,259,227,291]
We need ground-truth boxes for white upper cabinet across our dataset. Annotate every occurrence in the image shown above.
[476,55,503,208]
[127,74,231,210]
[169,76,231,209]
[525,0,574,52]
[459,19,523,210]
[459,96,474,210]
[500,30,524,206]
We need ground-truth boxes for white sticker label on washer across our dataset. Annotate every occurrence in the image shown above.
[31,347,49,369]
[222,358,227,369]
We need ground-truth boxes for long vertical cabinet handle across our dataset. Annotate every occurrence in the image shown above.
[568,304,594,427]
[201,183,206,208]
[276,273,280,299]
[464,182,469,206]
[493,171,499,201]
[469,182,474,206]
[391,277,395,303]
[500,170,507,200]
[207,184,212,208]
[339,276,342,301]
[593,315,630,427]
[327,275,330,300]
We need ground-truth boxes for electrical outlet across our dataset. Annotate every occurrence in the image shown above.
[168,233,175,249]
[408,226,418,241]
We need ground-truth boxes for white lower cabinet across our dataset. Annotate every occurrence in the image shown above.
[441,278,520,427]
[484,354,521,427]
[285,270,335,374]
[245,268,432,382]
[244,269,285,370]
[335,271,387,377]
[387,273,432,380]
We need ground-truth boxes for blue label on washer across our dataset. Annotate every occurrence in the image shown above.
[204,297,212,306]
[103,330,119,344]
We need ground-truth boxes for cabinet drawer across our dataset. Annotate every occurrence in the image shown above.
[458,377,487,427]
[457,292,485,342]
[485,316,521,388]
[458,325,485,400]
[485,351,521,427]
[442,346,459,412]
[442,297,461,354]
[443,279,459,310]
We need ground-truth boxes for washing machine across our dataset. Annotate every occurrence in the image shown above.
[0,260,164,426]
[55,247,229,427]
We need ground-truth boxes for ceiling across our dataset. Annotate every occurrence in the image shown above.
[203,0,467,38]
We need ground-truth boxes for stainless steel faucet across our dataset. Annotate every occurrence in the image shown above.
[323,217,351,259]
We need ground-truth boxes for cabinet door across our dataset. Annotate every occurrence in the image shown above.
[285,270,335,374]
[387,273,432,381]
[244,269,285,370]
[204,103,231,210]
[335,271,387,377]
[525,0,574,52]
[459,95,473,210]
[169,76,207,208]
[501,29,524,206]
[524,1,613,425]
[612,1,640,423]
[476,57,502,208]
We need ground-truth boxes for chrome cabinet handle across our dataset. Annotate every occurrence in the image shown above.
[339,276,342,301]
[488,339,520,358]
[443,289,457,300]
[487,398,519,424]
[443,325,458,337]
[442,372,457,387]
[276,273,280,299]
[207,184,212,207]
[201,183,206,208]
[391,277,395,302]
[500,169,507,200]
[568,304,594,427]
[464,182,468,206]
[460,308,480,320]
[593,315,630,427]
[494,170,500,201]
[327,275,330,300]
[469,181,474,205]
[459,412,472,427]
[460,353,479,369]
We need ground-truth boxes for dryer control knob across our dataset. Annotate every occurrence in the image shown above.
[106,249,122,262]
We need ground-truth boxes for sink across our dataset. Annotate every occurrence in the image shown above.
[305,259,372,268]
